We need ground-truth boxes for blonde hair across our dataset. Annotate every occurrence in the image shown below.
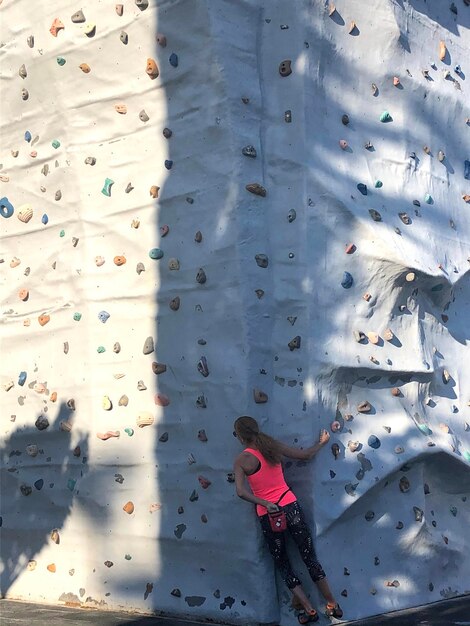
[234,416,282,465]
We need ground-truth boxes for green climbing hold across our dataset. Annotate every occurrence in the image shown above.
[124,428,134,436]
[97,345,106,353]
[73,312,82,321]
[67,479,76,492]
[380,111,392,122]
[425,193,433,204]
[101,178,114,197]
[149,248,164,260]
[60,229,65,237]
[125,554,132,560]
[418,424,432,435]
[463,451,470,462]
[374,180,383,188]
[57,57,66,66]
[52,140,61,149]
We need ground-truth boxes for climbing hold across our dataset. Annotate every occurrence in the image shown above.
[50,529,60,544]
[155,394,170,407]
[374,180,383,188]
[198,429,208,442]
[123,501,134,514]
[439,40,447,61]
[169,297,180,311]
[116,4,124,16]
[288,336,301,351]
[50,18,65,37]
[425,193,433,204]
[357,183,367,195]
[137,412,154,428]
[135,0,149,9]
[331,421,341,432]
[84,23,96,37]
[25,131,32,143]
[0,197,14,218]
[137,380,146,390]
[101,178,114,196]
[253,389,268,403]
[369,209,382,221]
[368,435,381,449]
[380,111,392,122]
[279,60,292,77]
[398,212,411,225]
[367,331,379,344]
[38,314,50,326]
[156,33,167,47]
[348,441,360,453]
[348,21,357,34]
[242,145,257,158]
[357,401,371,413]
[79,63,91,73]
[339,139,348,150]
[97,431,120,440]
[197,356,209,377]
[115,104,127,114]
[365,511,375,521]
[98,311,110,323]
[198,476,211,489]
[246,183,266,197]
[255,254,269,268]
[341,271,353,288]
[18,372,27,386]
[288,209,296,223]
[331,443,340,459]
[195,231,203,243]
[118,395,129,407]
[143,337,154,355]
[124,428,134,437]
[169,53,179,67]
[21,88,29,101]
[413,506,424,522]
[35,415,49,430]
[399,477,410,493]
[393,76,400,86]
[341,114,349,126]
[56,57,66,66]
[160,225,169,237]
[152,362,167,375]
[285,110,292,123]
[196,268,206,284]
[71,9,85,23]
[27,35,34,48]
[345,243,356,254]
[163,127,172,138]
[149,248,164,260]
[146,58,159,79]
[391,387,401,397]
[19,64,27,79]
[150,185,160,198]
[102,396,112,411]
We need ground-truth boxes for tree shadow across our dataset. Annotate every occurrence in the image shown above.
[0,402,89,596]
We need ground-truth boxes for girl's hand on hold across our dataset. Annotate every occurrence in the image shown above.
[319,429,330,446]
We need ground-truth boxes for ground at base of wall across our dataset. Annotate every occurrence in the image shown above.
[0,595,469,626]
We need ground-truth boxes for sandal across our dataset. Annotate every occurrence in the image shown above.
[297,609,319,624]
[326,603,343,618]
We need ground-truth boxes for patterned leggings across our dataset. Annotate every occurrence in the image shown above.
[259,500,326,590]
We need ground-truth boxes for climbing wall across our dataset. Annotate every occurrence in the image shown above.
[1,0,469,624]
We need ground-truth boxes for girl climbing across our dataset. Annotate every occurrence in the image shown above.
[233,415,343,623]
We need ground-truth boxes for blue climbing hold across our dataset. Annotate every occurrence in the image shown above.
[67,478,76,492]
[341,271,353,289]
[368,435,381,449]
[464,160,470,180]
[18,371,27,386]
[357,183,367,195]
[0,197,14,218]
[164,159,173,170]
[42,213,49,225]
[149,248,164,260]
[418,423,432,435]
[380,111,392,123]
[169,53,178,67]
[25,130,32,142]
[101,177,114,196]
[98,310,110,323]
[34,479,44,490]
[424,193,433,204]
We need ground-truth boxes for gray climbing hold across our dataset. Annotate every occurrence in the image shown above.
[288,336,301,351]
[98,311,110,323]
[21,89,29,101]
[196,268,206,284]
[120,31,128,44]
[19,64,27,79]
[113,342,121,353]
[139,110,149,122]
[136,262,145,274]
[135,0,149,9]
[71,10,86,23]
[242,145,257,158]
[255,254,268,268]
[84,156,96,165]
[342,114,349,125]
[35,415,49,430]
[143,337,154,355]
[246,183,266,197]
[197,356,209,377]
[27,35,34,48]
[169,296,180,311]
[287,209,296,222]
[413,506,424,522]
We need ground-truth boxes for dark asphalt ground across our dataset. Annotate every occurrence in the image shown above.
[0,595,469,626]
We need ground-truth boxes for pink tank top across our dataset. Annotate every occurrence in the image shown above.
[244,447,297,516]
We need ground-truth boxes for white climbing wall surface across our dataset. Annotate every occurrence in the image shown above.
[1,0,469,624]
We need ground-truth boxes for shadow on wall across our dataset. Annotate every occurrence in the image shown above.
[0,402,89,596]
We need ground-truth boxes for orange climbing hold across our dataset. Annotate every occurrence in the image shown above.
[114,255,126,266]
[146,58,159,79]
[439,40,447,61]
[47,563,56,573]
[49,18,65,37]
[79,63,91,73]
[123,501,135,514]
[38,314,50,326]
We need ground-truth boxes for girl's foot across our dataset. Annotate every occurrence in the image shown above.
[325,602,343,618]
[297,609,319,624]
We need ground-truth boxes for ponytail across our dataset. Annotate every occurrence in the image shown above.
[234,415,282,466]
